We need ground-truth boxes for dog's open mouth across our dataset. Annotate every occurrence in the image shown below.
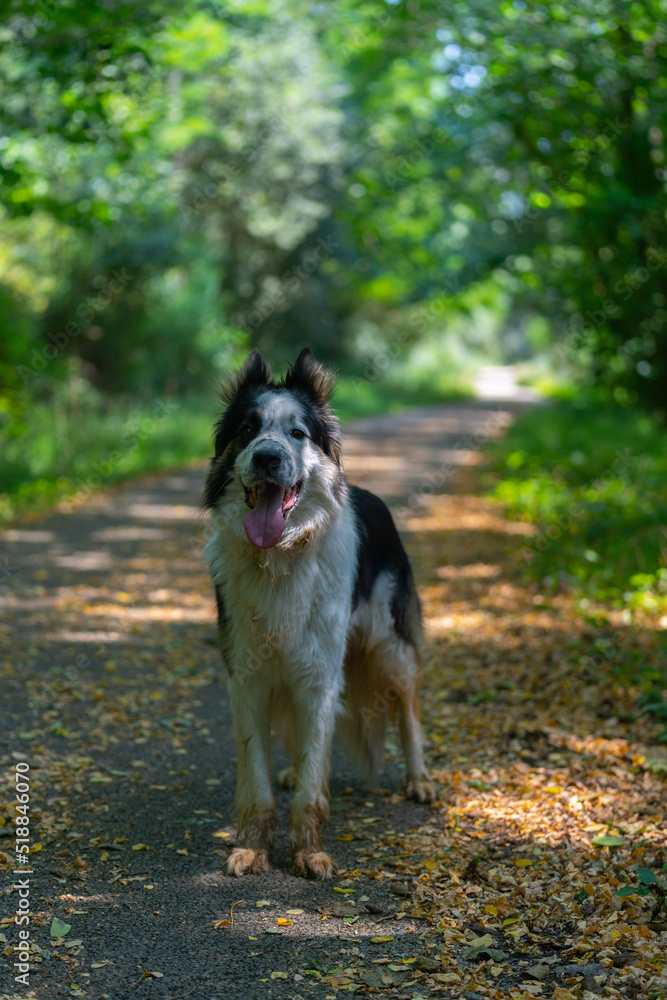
[243,481,301,549]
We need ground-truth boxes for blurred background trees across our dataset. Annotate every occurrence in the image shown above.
[1,0,666,515]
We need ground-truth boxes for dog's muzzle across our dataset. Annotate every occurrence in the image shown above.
[243,444,300,549]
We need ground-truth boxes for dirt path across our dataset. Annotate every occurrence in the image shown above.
[1,402,665,1000]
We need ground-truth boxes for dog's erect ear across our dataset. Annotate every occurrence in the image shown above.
[220,349,272,406]
[283,347,335,408]
[283,348,341,465]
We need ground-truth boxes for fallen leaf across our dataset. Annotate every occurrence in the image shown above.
[50,917,71,938]
[358,971,385,988]
[592,834,626,847]
[468,935,496,947]
[433,972,462,983]
[414,955,440,971]
[526,963,551,980]
[520,983,543,996]
[390,883,410,897]
[462,944,508,962]
[330,974,355,987]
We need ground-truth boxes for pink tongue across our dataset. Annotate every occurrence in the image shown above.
[244,483,287,549]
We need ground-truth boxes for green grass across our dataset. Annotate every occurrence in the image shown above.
[484,401,667,611]
[0,392,216,523]
[0,372,472,523]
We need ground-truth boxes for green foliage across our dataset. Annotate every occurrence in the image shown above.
[0,377,216,522]
[334,0,667,407]
[1,0,346,394]
[615,865,667,920]
[2,0,667,406]
[486,402,667,608]
[2,0,667,518]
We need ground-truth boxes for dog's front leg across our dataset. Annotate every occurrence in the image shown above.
[227,676,276,876]
[289,681,340,880]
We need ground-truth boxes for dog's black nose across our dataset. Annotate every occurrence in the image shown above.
[252,447,283,476]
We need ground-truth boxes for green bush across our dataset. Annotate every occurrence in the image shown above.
[0,378,216,523]
[485,402,667,610]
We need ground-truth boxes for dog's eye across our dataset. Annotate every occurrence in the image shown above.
[239,424,254,439]
[290,428,305,440]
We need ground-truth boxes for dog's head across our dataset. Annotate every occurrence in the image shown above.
[204,348,345,549]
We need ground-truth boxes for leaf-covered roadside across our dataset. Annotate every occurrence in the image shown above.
[363,482,667,999]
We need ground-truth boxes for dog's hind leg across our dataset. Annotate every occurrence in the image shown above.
[289,683,340,880]
[391,643,435,803]
[226,676,276,876]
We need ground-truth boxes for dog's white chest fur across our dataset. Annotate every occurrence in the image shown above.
[205,503,357,684]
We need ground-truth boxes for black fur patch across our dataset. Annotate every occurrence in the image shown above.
[283,348,335,406]
[220,348,272,408]
[203,351,272,509]
[350,486,421,646]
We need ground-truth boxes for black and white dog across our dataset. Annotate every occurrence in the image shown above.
[203,348,434,879]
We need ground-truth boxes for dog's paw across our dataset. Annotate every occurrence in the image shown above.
[227,847,271,876]
[292,850,338,880]
[277,766,297,790]
[403,772,436,803]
